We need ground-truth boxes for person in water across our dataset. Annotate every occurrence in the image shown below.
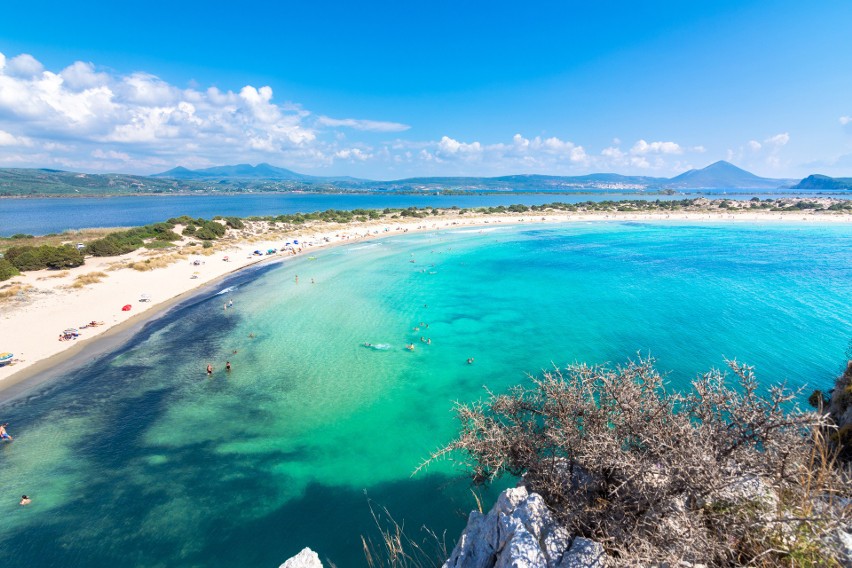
[206,364,213,375]
[407,344,415,351]
[0,422,12,441]
[19,495,31,506]
[225,361,231,372]
[467,357,474,365]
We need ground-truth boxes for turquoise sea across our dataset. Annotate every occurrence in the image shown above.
[1,221,851,567]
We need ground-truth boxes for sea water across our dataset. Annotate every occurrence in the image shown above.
[0,222,850,567]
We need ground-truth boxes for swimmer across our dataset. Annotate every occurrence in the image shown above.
[364,342,372,347]
[248,333,255,339]
[467,358,474,365]
[311,278,315,284]
[226,361,231,372]
[427,338,432,345]
[420,336,426,342]
[19,495,31,506]
[413,327,420,332]
[228,299,233,308]
[406,344,415,351]
[0,423,12,441]
[206,364,213,375]
[295,275,299,283]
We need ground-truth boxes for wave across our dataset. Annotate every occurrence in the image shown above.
[215,285,238,296]
[363,343,391,350]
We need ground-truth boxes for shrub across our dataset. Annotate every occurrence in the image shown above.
[5,245,84,270]
[0,258,19,281]
[422,357,850,566]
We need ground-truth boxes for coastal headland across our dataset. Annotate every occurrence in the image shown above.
[1,198,850,396]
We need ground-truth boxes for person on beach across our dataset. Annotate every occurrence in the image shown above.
[226,361,231,372]
[0,423,12,441]
[19,495,30,506]
[206,364,213,376]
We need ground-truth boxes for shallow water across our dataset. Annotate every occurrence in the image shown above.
[1,222,850,567]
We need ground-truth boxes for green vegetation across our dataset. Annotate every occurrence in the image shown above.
[3,244,85,271]
[0,258,20,281]
[86,222,183,256]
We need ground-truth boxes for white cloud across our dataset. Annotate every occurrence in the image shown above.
[0,50,437,172]
[6,54,44,77]
[334,148,372,161]
[317,116,410,132]
[748,140,762,151]
[60,61,110,90]
[630,139,683,155]
[92,149,131,161]
[601,146,623,159]
[0,129,32,146]
[840,116,851,126]
[764,132,789,147]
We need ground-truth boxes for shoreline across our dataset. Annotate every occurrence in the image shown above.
[2,208,851,400]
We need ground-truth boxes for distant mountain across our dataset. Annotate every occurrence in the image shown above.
[667,161,792,189]
[0,161,836,197]
[791,174,852,190]
[153,163,310,181]
[152,163,365,184]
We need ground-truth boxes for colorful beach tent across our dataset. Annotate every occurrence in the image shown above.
[122,304,132,311]
[0,352,12,362]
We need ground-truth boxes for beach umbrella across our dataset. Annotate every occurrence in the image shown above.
[0,352,12,362]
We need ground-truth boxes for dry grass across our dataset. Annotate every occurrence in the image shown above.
[70,271,108,288]
[0,283,35,302]
[361,499,448,568]
[128,254,180,272]
[37,270,71,280]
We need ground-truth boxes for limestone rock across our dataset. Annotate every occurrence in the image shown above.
[558,537,605,568]
[444,486,605,568]
[280,547,323,568]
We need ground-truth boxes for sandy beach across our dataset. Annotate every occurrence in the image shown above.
[1,207,850,396]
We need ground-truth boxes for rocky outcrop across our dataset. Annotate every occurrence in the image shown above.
[443,486,606,568]
[279,547,323,568]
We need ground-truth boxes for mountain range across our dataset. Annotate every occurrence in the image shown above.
[151,160,799,190]
[0,161,848,197]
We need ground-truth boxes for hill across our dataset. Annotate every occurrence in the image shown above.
[791,174,852,190]
[152,163,365,184]
[667,160,792,189]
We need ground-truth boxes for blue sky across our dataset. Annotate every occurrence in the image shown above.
[0,0,850,179]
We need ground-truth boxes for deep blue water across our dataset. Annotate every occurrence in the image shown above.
[1,190,847,236]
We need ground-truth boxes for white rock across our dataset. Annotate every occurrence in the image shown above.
[444,486,600,568]
[279,547,323,568]
[558,537,605,568]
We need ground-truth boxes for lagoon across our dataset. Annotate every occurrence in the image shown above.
[1,190,843,236]
[0,222,850,567]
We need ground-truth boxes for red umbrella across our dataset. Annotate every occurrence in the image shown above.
[122,304,132,311]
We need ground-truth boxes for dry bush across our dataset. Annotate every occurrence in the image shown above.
[70,271,108,288]
[0,283,34,301]
[128,254,179,271]
[421,357,852,566]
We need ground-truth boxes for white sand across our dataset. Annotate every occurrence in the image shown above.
[1,208,850,392]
